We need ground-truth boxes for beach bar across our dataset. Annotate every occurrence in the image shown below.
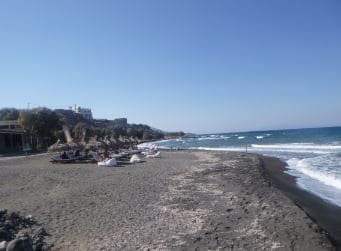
[0,120,30,153]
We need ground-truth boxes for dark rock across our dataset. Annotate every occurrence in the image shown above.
[32,227,49,251]
[0,210,50,251]
[4,221,14,230]
[0,210,8,219]
[6,237,33,251]
[32,242,43,251]
[0,229,11,241]
[32,228,48,239]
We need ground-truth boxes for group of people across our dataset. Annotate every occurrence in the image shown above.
[59,149,113,161]
[60,150,81,159]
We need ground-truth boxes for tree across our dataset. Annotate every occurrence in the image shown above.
[19,108,62,150]
[0,108,19,120]
[152,130,164,139]
[18,111,38,135]
[142,130,153,141]
[126,127,138,137]
[113,126,126,137]
[34,109,61,139]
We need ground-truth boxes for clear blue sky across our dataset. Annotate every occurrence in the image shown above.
[0,0,340,133]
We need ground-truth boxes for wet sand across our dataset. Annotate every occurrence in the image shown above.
[261,156,341,249]
[0,151,335,250]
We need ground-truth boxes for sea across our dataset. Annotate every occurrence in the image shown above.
[141,127,341,207]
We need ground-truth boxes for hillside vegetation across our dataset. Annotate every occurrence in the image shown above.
[0,108,182,151]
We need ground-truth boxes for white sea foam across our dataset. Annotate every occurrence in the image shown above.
[252,143,341,151]
[220,136,230,139]
[248,143,341,154]
[287,158,341,190]
[190,146,329,155]
[153,139,174,144]
[287,156,341,206]
[255,133,271,139]
[198,137,219,141]
[238,136,246,139]
[198,135,230,141]
[190,147,246,152]
[137,142,156,149]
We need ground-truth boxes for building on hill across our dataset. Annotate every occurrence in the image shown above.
[71,105,93,120]
[93,119,110,127]
[112,118,128,127]
[93,118,128,128]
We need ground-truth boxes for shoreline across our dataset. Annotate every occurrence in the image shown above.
[0,150,336,250]
[261,155,341,249]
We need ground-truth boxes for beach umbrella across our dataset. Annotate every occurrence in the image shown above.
[134,137,142,144]
[110,136,118,145]
[103,136,114,146]
[85,137,106,150]
[48,140,69,152]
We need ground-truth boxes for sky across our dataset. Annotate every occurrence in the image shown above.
[0,0,340,133]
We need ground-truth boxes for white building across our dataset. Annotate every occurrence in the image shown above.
[71,105,93,120]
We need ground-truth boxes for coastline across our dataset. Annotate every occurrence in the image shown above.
[0,150,335,250]
[261,155,341,249]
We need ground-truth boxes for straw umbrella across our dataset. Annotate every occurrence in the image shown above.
[85,137,106,151]
[48,140,69,152]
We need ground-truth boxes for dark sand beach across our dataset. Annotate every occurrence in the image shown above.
[0,151,336,250]
[262,156,341,249]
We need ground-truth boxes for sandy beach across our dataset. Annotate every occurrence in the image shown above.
[0,150,336,250]
[262,156,341,249]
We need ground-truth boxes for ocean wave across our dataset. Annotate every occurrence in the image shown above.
[137,142,157,149]
[238,136,246,139]
[251,143,341,151]
[137,139,176,149]
[220,136,230,139]
[198,135,230,141]
[153,139,175,144]
[198,137,219,141]
[256,133,271,139]
[187,146,328,154]
[287,158,341,190]
[190,147,246,152]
